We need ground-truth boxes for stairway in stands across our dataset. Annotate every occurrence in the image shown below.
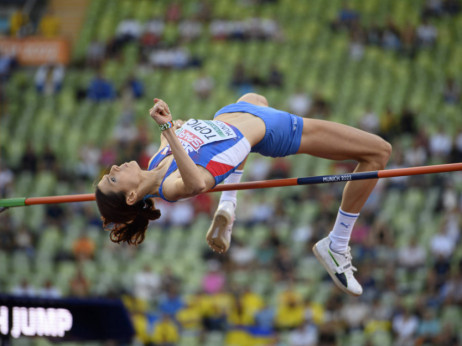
[49,0,89,47]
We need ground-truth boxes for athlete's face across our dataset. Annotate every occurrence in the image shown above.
[98,161,142,198]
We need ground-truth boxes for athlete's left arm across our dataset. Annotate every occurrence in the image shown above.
[150,99,208,197]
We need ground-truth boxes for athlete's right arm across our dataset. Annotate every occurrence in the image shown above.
[237,93,269,107]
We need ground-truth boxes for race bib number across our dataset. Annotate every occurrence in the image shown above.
[174,119,236,153]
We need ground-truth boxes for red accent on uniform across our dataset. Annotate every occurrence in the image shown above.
[206,160,234,178]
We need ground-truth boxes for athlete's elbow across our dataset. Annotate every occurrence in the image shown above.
[189,181,207,195]
[197,182,208,194]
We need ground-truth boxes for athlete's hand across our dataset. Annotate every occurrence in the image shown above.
[149,98,172,125]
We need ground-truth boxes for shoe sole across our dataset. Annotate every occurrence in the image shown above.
[312,244,361,297]
[206,211,231,254]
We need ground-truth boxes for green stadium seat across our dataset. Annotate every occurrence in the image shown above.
[370,330,393,346]
[347,329,367,346]
[0,252,9,281]
[441,305,462,330]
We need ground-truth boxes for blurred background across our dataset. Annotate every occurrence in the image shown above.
[0,0,461,345]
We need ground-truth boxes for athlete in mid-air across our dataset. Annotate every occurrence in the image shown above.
[95,93,392,296]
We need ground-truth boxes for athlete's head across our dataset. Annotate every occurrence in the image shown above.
[95,161,161,245]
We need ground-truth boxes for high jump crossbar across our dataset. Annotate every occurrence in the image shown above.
[0,162,461,210]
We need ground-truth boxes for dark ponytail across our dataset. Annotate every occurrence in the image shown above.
[95,187,161,245]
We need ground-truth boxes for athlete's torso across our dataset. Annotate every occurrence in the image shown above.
[147,119,250,201]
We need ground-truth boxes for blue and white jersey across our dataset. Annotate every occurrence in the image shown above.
[147,119,250,201]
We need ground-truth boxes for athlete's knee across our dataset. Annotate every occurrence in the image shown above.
[238,93,268,106]
[374,138,392,168]
[256,94,269,106]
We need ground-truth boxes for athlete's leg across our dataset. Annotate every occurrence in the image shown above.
[297,118,392,213]
[206,157,248,253]
[237,93,269,107]
[298,118,391,296]
[218,158,247,206]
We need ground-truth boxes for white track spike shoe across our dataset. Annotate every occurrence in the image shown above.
[313,237,363,296]
[206,201,235,254]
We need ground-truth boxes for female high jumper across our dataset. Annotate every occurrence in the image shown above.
[95,93,391,296]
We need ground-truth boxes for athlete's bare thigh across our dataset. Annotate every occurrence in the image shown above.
[215,112,266,147]
[297,117,390,163]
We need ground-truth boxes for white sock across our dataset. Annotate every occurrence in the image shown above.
[219,170,243,207]
[328,208,360,254]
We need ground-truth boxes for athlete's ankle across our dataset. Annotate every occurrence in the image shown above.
[328,234,349,254]
[328,208,359,254]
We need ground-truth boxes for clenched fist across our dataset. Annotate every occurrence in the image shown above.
[149,98,172,125]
